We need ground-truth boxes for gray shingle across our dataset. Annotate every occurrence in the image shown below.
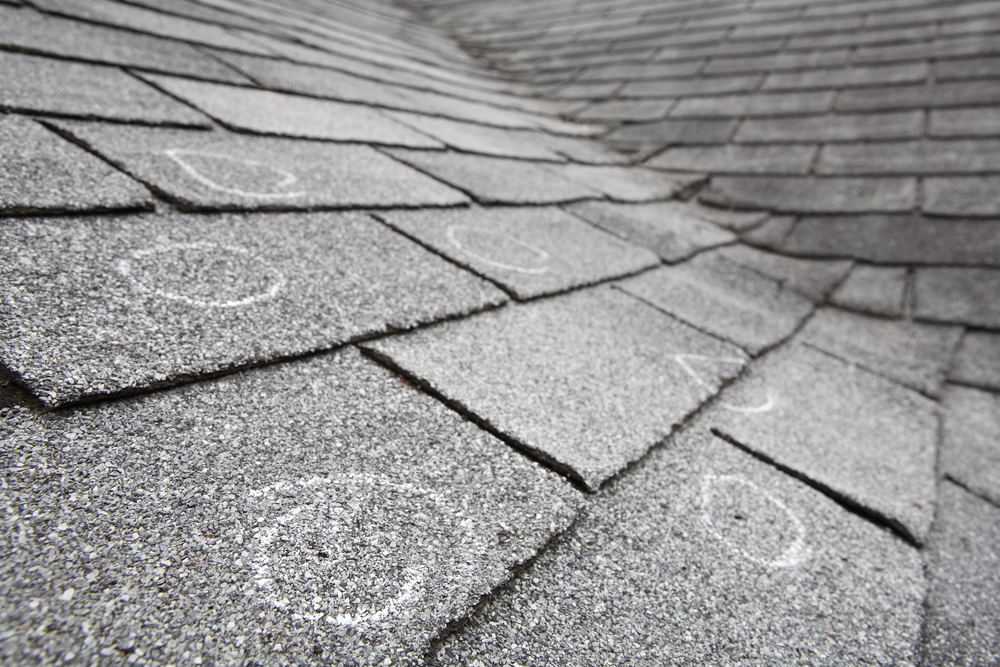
[646,144,816,174]
[713,244,852,302]
[735,111,923,143]
[364,287,747,490]
[619,74,761,98]
[710,343,938,544]
[671,91,835,117]
[941,386,1000,506]
[437,427,924,666]
[575,98,673,121]
[52,121,468,211]
[546,163,693,201]
[383,149,601,204]
[837,80,1000,111]
[914,267,1000,328]
[0,349,581,664]
[703,49,849,75]
[780,215,1000,265]
[566,200,737,262]
[0,116,153,216]
[800,307,962,397]
[817,140,1000,175]
[929,107,1000,138]
[604,118,738,157]
[922,482,1000,667]
[923,176,1000,217]
[0,211,506,406]
[383,110,565,160]
[950,331,1000,391]
[700,176,917,213]
[138,74,442,146]
[0,52,209,125]
[378,206,659,300]
[32,0,273,55]
[936,55,1000,80]
[830,265,908,317]
[617,252,815,355]
[0,4,251,83]
[762,63,929,91]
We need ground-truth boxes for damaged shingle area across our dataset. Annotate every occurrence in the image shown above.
[3,0,1000,663]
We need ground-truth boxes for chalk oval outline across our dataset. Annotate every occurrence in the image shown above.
[116,241,286,308]
[445,224,551,274]
[700,473,810,568]
[248,473,474,628]
[164,148,307,199]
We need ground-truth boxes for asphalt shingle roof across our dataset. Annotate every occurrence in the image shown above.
[1,0,999,664]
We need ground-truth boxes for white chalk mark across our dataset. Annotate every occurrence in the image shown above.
[116,241,285,308]
[674,353,776,413]
[163,148,307,199]
[445,225,551,274]
[700,474,810,568]
[721,391,776,414]
[246,473,469,629]
[673,353,745,388]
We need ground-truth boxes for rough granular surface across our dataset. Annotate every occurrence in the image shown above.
[2,0,1000,662]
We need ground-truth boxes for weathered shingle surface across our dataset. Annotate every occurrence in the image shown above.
[1,0,999,663]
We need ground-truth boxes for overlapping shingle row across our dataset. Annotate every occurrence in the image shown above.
[0,0,998,664]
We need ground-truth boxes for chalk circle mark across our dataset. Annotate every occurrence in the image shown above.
[116,241,285,308]
[163,148,307,199]
[673,353,775,413]
[700,474,810,568]
[246,474,479,628]
[445,225,551,274]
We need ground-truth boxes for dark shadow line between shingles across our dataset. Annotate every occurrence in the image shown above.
[942,473,1000,512]
[0,201,155,220]
[27,297,509,414]
[711,427,923,547]
[0,104,211,130]
[420,510,588,665]
[358,345,594,495]
[0,41,256,87]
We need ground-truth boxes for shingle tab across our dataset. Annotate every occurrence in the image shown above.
[923,482,1000,667]
[700,176,917,213]
[437,428,924,666]
[618,252,815,355]
[384,149,601,204]
[830,265,907,317]
[0,349,582,664]
[914,267,1000,328]
[0,116,153,216]
[138,74,443,147]
[941,386,1000,505]
[378,206,659,299]
[735,111,923,143]
[365,287,747,490]
[0,211,506,406]
[781,215,1000,265]
[0,52,209,126]
[566,200,737,262]
[646,144,816,174]
[710,343,938,544]
[671,91,835,117]
[923,175,1000,217]
[949,331,1000,390]
[0,4,251,83]
[52,121,468,211]
[800,307,962,397]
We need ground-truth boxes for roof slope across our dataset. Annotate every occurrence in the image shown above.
[0,0,999,664]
